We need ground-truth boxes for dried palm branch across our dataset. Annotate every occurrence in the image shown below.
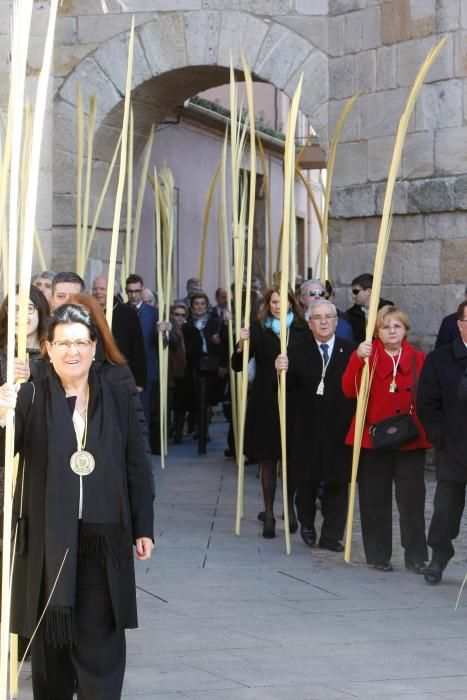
[77,94,96,277]
[106,18,135,327]
[278,75,303,554]
[344,36,447,563]
[234,53,257,536]
[257,137,273,285]
[131,124,155,272]
[198,160,221,283]
[319,91,360,283]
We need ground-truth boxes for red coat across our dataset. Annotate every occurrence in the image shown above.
[341,337,431,450]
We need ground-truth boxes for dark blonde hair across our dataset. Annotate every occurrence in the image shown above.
[0,285,50,351]
[374,305,410,337]
[257,285,305,328]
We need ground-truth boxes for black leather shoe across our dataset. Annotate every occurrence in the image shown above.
[405,556,427,574]
[300,525,316,547]
[262,514,275,539]
[424,560,445,585]
[319,540,344,553]
[371,561,393,572]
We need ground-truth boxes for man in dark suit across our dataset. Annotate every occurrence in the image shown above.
[435,285,467,348]
[417,300,467,584]
[125,274,159,429]
[345,272,393,343]
[92,275,147,391]
[276,300,356,552]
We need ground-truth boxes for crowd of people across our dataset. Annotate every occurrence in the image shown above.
[0,267,466,697]
[230,272,467,590]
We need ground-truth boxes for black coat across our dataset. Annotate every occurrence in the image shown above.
[231,319,310,460]
[10,376,154,639]
[435,312,460,348]
[287,336,356,483]
[183,317,228,406]
[30,357,155,499]
[111,302,147,388]
[345,297,393,344]
[417,337,467,482]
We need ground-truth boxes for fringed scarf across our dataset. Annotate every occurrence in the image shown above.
[43,367,132,647]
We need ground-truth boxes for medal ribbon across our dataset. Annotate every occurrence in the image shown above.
[316,343,331,395]
[384,348,402,391]
[71,385,89,450]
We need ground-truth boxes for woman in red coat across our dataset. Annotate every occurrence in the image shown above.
[342,305,431,573]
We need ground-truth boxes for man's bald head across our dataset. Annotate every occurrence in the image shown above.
[92,275,108,307]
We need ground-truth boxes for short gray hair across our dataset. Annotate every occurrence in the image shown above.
[308,299,337,316]
[300,278,325,294]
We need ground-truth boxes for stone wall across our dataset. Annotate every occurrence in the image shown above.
[327,0,467,348]
[1,0,465,346]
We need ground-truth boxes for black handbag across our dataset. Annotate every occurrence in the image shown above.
[369,356,420,451]
[369,413,419,451]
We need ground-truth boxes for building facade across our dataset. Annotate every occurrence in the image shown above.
[0,0,465,345]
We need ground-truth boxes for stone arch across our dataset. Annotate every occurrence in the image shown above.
[52,10,328,269]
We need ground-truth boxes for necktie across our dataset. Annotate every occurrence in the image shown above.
[320,343,329,363]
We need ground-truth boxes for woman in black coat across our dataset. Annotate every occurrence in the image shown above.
[0,304,154,699]
[232,286,309,538]
[183,292,228,443]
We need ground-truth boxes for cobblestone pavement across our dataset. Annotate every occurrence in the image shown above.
[19,415,467,699]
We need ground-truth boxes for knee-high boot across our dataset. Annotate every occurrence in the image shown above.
[261,461,277,538]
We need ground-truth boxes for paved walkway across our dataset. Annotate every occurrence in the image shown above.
[19,415,467,699]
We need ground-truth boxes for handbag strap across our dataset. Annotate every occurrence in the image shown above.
[409,354,417,413]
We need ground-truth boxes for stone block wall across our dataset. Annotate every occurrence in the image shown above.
[1,0,465,342]
[327,0,467,349]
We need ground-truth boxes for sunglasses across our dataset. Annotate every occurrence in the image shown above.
[304,290,326,297]
[352,288,365,295]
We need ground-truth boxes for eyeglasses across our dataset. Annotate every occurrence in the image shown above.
[304,290,326,297]
[50,339,93,352]
[126,288,142,295]
[310,314,337,322]
[352,288,364,296]
[459,319,467,323]
[173,312,186,317]
[13,304,37,316]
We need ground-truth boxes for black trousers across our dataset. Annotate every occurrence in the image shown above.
[358,448,428,564]
[31,560,126,700]
[427,479,466,564]
[296,481,348,543]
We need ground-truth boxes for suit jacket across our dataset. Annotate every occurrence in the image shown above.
[287,335,356,483]
[345,297,393,344]
[112,302,147,388]
[129,302,159,383]
[10,376,154,639]
[435,312,460,349]
[417,337,467,481]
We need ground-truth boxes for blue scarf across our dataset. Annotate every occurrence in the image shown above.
[265,311,294,336]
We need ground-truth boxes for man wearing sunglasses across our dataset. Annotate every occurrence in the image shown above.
[345,273,393,343]
[299,279,353,341]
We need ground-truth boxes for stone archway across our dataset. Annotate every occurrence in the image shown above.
[51,10,328,272]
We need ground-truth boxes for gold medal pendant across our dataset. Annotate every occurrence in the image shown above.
[389,380,397,393]
[70,450,95,476]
